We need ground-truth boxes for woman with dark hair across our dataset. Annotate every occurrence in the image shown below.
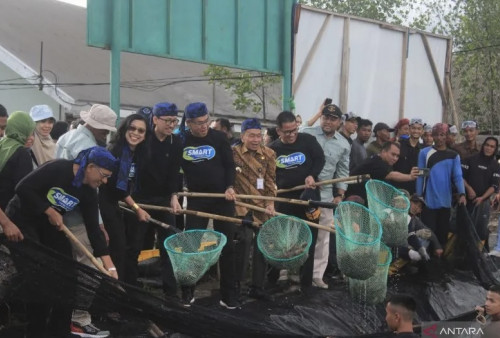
[462,136,500,247]
[98,113,151,279]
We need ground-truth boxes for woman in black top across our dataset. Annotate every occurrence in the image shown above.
[98,114,151,280]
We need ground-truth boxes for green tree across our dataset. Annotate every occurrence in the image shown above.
[451,0,500,134]
[203,66,280,116]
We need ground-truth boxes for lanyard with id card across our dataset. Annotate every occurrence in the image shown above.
[257,167,264,190]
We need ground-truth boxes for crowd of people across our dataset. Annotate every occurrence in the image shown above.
[0,99,499,337]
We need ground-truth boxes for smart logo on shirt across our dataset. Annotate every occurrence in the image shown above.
[276,152,306,169]
[47,187,80,212]
[183,145,216,162]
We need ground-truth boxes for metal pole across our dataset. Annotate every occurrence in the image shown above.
[110,0,122,124]
[281,0,296,111]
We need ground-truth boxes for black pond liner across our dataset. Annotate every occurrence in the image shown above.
[0,204,498,337]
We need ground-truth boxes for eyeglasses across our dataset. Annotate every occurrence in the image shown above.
[461,121,478,129]
[280,127,298,136]
[96,167,112,179]
[410,118,423,125]
[127,125,146,134]
[188,117,210,126]
[157,117,178,125]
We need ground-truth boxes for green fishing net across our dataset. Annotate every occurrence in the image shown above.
[335,201,382,280]
[365,179,410,247]
[257,215,312,270]
[348,242,392,305]
[163,230,227,286]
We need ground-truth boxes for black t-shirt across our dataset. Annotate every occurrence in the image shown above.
[461,153,500,198]
[13,159,108,256]
[0,147,33,210]
[269,133,325,193]
[393,139,422,194]
[181,129,235,193]
[347,155,392,202]
[135,134,182,199]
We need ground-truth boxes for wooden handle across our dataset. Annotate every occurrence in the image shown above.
[61,224,110,276]
[119,205,181,233]
[177,192,312,206]
[277,174,370,194]
[234,201,335,233]
[125,202,261,228]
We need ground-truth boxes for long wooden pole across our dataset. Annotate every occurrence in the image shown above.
[127,202,261,228]
[61,224,110,276]
[177,192,313,207]
[119,205,179,232]
[277,174,370,194]
[234,201,335,233]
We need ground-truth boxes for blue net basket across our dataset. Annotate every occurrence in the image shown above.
[257,216,312,271]
[164,230,227,286]
[365,179,410,247]
[335,201,382,280]
[348,242,392,305]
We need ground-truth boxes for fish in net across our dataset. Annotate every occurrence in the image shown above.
[257,215,312,271]
[365,180,409,247]
[163,229,226,286]
[335,201,382,280]
[348,242,392,305]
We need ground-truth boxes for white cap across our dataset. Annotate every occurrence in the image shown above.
[30,105,54,122]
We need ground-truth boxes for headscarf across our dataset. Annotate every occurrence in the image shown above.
[0,111,35,172]
[116,145,134,192]
[431,123,448,136]
[31,126,56,165]
[73,146,117,188]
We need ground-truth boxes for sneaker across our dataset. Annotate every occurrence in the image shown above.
[312,278,328,289]
[220,297,240,310]
[489,250,500,257]
[181,288,195,307]
[247,287,274,302]
[278,270,288,281]
[70,322,110,338]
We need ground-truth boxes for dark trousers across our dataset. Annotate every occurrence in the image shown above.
[422,207,451,248]
[234,224,267,289]
[184,197,237,300]
[124,197,178,296]
[14,217,74,338]
[99,197,127,281]
[269,199,318,288]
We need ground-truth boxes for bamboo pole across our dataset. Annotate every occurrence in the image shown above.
[234,201,335,233]
[61,224,110,276]
[277,174,370,194]
[119,205,179,232]
[177,192,313,207]
[125,202,261,228]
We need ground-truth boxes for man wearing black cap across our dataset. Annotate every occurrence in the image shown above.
[269,110,325,291]
[366,122,394,157]
[125,102,183,297]
[301,104,349,289]
[179,102,239,309]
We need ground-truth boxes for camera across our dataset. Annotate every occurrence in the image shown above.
[324,98,332,105]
